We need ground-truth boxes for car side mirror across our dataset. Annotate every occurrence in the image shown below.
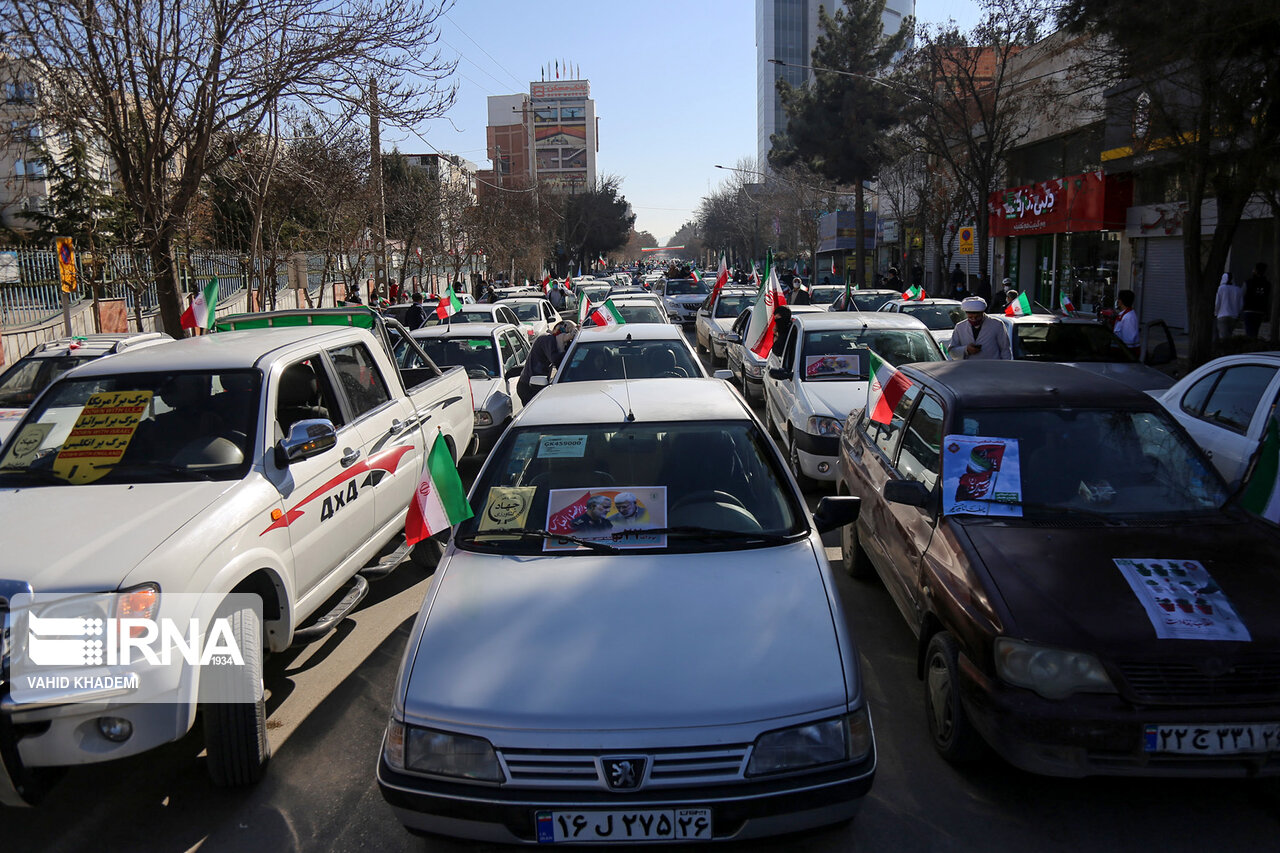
[505,363,523,378]
[768,367,790,380]
[723,332,741,344]
[883,479,931,509]
[275,418,337,467]
[813,495,861,534]
[713,369,733,381]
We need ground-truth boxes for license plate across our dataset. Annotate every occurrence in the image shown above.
[1143,722,1280,755]
[535,808,712,843]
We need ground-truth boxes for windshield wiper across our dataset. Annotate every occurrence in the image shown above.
[91,461,216,481]
[0,466,71,486]
[639,526,797,544]
[455,528,621,553]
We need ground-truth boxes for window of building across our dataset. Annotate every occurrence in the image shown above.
[560,106,584,121]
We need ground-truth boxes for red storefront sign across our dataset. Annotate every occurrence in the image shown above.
[987,171,1132,237]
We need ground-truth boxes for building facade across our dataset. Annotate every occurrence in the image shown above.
[482,77,596,196]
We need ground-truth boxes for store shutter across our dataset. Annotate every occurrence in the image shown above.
[1140,237,1188,331]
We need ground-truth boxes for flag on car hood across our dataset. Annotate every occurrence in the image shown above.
[589,299,625,328]
[1005,292,1033,317]
[405,431,473,546]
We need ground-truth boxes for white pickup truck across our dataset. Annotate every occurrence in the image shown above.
[0,308,473,803]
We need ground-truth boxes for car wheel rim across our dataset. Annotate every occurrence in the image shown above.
[926,653,953,741]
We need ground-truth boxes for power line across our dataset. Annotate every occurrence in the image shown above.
[443,12,527,92]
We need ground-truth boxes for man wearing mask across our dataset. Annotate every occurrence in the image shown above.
[949,296,1012,360]
[517,320,579,405]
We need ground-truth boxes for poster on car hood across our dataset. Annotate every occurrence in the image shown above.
[941,435,1022,517]
[1114,558,1251,641]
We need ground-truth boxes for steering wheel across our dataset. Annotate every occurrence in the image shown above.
[660,368,689,378]
[670,489,748,512]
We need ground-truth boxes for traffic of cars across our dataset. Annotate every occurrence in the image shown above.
[4,271,1279,843]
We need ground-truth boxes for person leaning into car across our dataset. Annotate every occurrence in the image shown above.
[949,296,1012,360]
[517,319,579,405]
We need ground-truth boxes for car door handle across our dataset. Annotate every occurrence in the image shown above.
[387,418,405,436]
[340,447,362,468]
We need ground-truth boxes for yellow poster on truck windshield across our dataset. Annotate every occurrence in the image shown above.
[52,391,152,484]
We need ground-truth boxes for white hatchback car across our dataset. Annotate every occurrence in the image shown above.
[762,312,944,488]
[377,378,872,844]
[1155,351,1280,489]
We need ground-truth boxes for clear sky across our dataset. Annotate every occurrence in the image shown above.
[400,0,982,245]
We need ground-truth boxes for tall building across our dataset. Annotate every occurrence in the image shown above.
[756,0,915,169]
[482,74,596,196]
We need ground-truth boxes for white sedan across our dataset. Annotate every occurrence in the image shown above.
[724,304,826,405]
[762,312,944,488]
[1155,351,1280,489]
[694,288,757,366]
[501,296,563,342]
[377,378,872,844]
[877,297,966,351]
[555,323,721,382]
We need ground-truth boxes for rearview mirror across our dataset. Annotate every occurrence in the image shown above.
[713,369,733,381]
[884,479,932,509]
[723,332,742,344]
[768,367,790,380]
[813,495,861,534]
[275,419,337,467]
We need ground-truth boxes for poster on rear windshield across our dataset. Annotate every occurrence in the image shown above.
[544,487,667,551]
[1114,558,1251,641]
[941,435,1022,517]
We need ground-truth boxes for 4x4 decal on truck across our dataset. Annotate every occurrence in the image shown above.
[260,444,414,535]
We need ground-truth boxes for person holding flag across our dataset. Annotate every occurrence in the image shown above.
[516,319,579,405]
[948,296,1012,360]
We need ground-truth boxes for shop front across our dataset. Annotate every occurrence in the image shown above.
[817,210,876,287]
[988,171,1132,314]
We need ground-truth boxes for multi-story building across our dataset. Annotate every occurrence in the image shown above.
[478,94,532,197]
[482,74,596,196]
[403,152,478,199]
[756,0,915,169]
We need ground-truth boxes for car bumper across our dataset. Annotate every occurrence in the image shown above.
[378,752,875,844]
[957,651,1280,778]
[792,432,840,481]
[743,374,764,402]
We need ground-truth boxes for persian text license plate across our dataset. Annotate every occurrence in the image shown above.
[536,808,712,843]
[1144,722,1280,755]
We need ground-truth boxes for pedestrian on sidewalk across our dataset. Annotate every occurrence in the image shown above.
[1215,272,1244,341]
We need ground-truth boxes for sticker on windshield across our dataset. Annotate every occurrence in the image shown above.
[805,353,865,379]
[1114,559,1251,641]
[543,487,668,551]
[941,435,1022,517]
[51,391,152,484]
[4,422,52,467]
[478,486,537,534]
[537,436,588,458]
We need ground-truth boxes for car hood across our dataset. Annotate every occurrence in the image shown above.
[469,377,506,408]
[0,482,232,591]
[960,518,1280,652]
[1054,361,1174,392]
[799,380,869,422]
[403,543,849,729]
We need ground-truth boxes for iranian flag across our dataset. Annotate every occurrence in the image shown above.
[436,285,462,319]
[710,253,729,302]
[1005,292,1033,317]
[564,273,573,294]
[589,299,625,328]
[691,270,701,283]
[578,295,593,324]
[1059,291,1076,314]
[1241,414,1280,524]
[743,255,787,359]
[180,276,220,331]
[867,350,914,425]
[540,273,551,294]
[903,284,925,301]
[405,432,473,546]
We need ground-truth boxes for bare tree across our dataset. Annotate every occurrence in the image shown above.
[4,0,456,334]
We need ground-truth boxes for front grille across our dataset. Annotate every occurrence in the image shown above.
[1116,659,1280,704]
[500,743,750,789]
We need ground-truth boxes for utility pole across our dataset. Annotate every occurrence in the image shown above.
[369,77,388,306]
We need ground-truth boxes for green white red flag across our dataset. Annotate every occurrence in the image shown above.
[743,254,787,359]
[540,273,551,294]
[1005,292,1033,317]
[589,299,625,328]
[867,350,914,424]
[578,295,593,324]
[1059,291,1076,314]
[405,431,473,546]
[436,285,462,319]
[710,253,729,302]
[180,276,220,330]
[903,284,925,301]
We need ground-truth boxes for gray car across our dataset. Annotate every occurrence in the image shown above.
[378,378,874,844]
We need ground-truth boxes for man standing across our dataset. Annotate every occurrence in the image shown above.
[948,296,1012,360]
[517,320,578,405]
[404,292,428,330]
[1215,272,1244,340]
[1244,263,1271,339]
[1113,289,1140,355]
[949,264,967,299]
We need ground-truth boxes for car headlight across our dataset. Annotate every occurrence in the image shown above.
[745,711,871,776]
[401,725,504,781]
[743,361,763,378]
[807,416,843,437]
[714,329,729,341]
[994,638,1116,700]
[474,410,493,427]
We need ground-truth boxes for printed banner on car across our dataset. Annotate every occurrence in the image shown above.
[941,435,1023,517]
[1113,558,1251,641]
[544,487,667,550]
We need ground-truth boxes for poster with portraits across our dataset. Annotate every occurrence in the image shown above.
[543,486,667,551]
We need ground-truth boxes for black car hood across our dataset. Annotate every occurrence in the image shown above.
[959,517,1280,654]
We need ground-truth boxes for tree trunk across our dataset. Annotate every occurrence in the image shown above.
[152,236,183,337]
[854,181,865,288]
[1269,207,1280,346]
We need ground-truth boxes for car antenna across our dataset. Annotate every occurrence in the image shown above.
[620,335,635,422]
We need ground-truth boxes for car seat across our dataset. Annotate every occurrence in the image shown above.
[277,362,330,435]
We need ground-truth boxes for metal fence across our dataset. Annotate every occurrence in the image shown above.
[0,247,335,327]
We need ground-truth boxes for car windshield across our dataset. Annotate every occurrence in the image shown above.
[559,340,701,381]
[580,286,612,303]
[900,304,966,330]
[714,293,754,318]
[455,420,806,554]
[415,337,500,378]
[0,370,260,486]
[802,328,942,378]
[809,286,844,305]
[665,279,709,296]
[507,302,544,321]
[852,292,896,311]
[0,354,100,407]
[1012,322,1136,363]
[422,310,486,327]
[953,407,1228,516]
[613,303,665,323]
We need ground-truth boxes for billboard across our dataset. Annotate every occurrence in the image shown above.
[531,80,590,100]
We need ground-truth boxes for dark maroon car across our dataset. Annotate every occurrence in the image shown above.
[837,360,1280,777]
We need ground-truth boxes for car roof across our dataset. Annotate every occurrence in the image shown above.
[499,296,550,304]
[999,314,1094,325]
[517,378,749,426]
[792,312,930,332]
[411,322,515,338]
[573,323,686,342]
[886,298,962,307]
[27,332,171,358]
[902,360,1161,409]
[66,327,363,375]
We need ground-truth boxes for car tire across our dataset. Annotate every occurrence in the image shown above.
[788,429,816,492]
[410,534,445,570]
[203,605,270,787]
[840,514,874,579]
[695,332,706,354]
[923,631,986,763]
